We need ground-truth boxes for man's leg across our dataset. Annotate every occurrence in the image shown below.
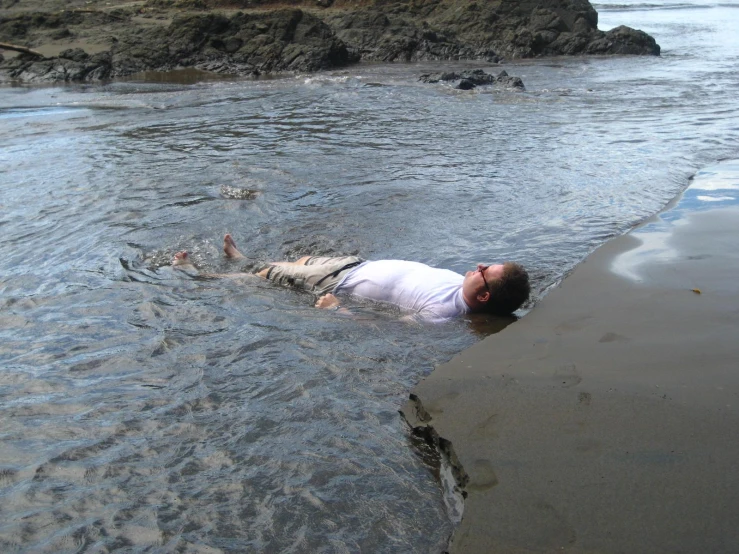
[224,233,310,274]
[221,234,359,289]
[223,234,245,259]
[255,257,316,278]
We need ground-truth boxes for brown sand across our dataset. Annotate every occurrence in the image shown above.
[404,173,739,552]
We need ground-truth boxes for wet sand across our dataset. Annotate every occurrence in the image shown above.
[403,163,739,552]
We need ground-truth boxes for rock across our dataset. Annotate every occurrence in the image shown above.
[59,48,89,62]
[220,185,260,200]
[420,68,524,90]
[147,0,208,9]
[0,9,351,82]
[457,78,475,90]
[464,69,496,86]
[496,73,524,89]
[601,25,661,55]
[326,8,500,64]
[223,37,243,53]
[50,28,73,40]
[0,9,356,82]
[0,0,660,84]
[419,71,460,84]
[323,0,659,63]
[2,57,103,83]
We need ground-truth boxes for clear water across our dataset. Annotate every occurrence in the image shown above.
[1,1,738,551]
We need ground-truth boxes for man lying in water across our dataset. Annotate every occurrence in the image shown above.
[172,234,530,323]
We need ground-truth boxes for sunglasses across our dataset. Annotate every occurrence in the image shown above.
[478,265,490,291]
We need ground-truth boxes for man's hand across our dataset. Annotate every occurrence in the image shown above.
[315,293,341,309]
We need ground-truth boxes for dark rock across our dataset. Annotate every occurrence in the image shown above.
[0,57,109,83]
[496,73,524,89]
[147,0,208,9]
[223,37,243,53]
[50,27,73,40]
[456,78,475,90]
[529,8,568,33]
[0,18,29,40]
[549,32,590,55]
[420,68,524,90]
[59,48,89,62]
[99,9,352,79]
[0,0,660,84]
[464,69,496,85]
[1,8,355,83]
[326,8,500,64]
[601,25,661,55]
[419,71,460,83]
[398,0,656,59]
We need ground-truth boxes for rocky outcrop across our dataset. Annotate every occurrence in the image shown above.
[324,9,501,63]
[0,0,659,83]
[0,10,355,82]
[324,0,659,62]
[420,68,524,90]
[3,49,112,82]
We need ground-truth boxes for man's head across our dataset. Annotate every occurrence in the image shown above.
[462,262,530,315]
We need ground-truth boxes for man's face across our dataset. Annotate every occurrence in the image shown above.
[462,263,505,302]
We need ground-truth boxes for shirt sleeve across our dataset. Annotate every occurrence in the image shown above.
[416,308,453,324]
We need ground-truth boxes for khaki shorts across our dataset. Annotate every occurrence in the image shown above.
[262,256,365,296]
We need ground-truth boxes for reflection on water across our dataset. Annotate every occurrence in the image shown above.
[2,0,739,550]
[122,68,249,85]
[611,159,739,282]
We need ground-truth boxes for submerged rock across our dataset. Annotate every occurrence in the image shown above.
[420,69,524,90]
[220,185,260,200]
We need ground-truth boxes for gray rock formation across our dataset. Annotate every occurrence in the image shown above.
[420,69,525,90]
[0,10,355,82]
[0,0,660,83]
[325,0,659,62]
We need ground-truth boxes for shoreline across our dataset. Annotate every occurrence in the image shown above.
[403,160,739,552]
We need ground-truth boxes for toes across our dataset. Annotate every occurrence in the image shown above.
[172,251,190,265]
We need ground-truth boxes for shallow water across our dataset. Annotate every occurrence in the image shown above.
[1,1,738,551]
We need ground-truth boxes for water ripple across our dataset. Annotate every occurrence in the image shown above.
[2,3,739,549]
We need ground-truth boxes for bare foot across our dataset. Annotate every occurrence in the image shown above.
[172,251,190,266]
[223,234,245,259]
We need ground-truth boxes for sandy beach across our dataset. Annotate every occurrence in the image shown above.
[403,161,739,552]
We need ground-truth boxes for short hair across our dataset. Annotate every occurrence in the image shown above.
[484,262,530,315]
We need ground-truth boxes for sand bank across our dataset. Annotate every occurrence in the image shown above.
[403,161,739,552]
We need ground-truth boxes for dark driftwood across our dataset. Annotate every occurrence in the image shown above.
[0,42,45,58]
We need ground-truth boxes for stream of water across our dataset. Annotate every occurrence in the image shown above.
[1,0,738,551]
